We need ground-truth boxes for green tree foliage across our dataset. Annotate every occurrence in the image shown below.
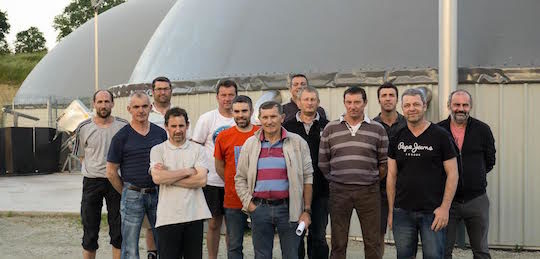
[0,9,9,41]
[14,27,47,54]
[0,9,10,54]
[53,0,125,42]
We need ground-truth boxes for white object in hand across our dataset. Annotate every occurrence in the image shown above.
[296,221,306,236]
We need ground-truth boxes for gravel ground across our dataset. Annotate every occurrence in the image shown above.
[0,214,538,258]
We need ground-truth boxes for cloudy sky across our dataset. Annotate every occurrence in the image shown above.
[0,0,71,50]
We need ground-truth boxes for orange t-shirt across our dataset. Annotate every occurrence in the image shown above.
[214,125,260,209]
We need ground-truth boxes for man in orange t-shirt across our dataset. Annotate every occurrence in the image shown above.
[214,95,259,259]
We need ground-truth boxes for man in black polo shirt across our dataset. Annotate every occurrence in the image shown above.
[283,86,330,259]
[106,91,168,259]
[439,89,496,259]
[283,74,327,122]
[372,82,406,255]
[387,88,459,258]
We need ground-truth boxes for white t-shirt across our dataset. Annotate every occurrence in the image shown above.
[150,140,211,227]
[191,109,235,187]
[148,104,191,137]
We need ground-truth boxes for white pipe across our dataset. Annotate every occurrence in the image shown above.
[438,0,457,120]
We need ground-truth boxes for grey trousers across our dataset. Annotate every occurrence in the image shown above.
[445,193,491,259]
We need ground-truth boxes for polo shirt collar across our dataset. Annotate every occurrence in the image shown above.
[295,111,320,123]
[166,139,190,150]
[339,113,371,124]
[259,127,288,141]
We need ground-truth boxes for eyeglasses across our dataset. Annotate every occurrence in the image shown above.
[154,88,171,92]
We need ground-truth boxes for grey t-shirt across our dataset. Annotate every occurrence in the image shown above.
[74,117,128,178]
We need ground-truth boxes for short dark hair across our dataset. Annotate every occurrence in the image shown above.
[165,107,189,126]
[258,101,283,115]
[289,74,309,87]
[93,89,114,103]
[216,79,238,95]
[232,95,253,111]
[152,76,171,90]
[343,86,367,102]
[377,82,398,99]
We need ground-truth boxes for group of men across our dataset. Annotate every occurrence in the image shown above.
[74,74,495,259]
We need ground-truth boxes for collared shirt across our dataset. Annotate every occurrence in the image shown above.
[253,128,289,199]
[339,113,371,136]
[150,140,211,227]
[295,111,320,135]
[319,114,388,186]
[148,103,170,130]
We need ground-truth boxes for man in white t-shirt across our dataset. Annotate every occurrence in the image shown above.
[191,79,237,259]
[150,107,211,259]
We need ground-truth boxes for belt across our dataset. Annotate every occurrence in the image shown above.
[253,197,289,206]
[127,185,156,194]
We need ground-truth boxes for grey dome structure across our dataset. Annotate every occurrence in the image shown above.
[128,0,540,87]
[13,0,176,104]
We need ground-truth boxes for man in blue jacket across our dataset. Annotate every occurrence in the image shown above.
[438,89,496,259]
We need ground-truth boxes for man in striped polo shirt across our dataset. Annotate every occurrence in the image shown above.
[319,86,389,259]
[235,101,313,259]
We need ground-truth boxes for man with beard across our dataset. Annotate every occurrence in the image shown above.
[283,74,327,122]
[106,92,168,259]
[283,86,330,259]
[372,82,406,255]
[150,107,211,259]
[387,88,459,259]
[438,90,496,259]
[74,90,128,259]
[191,80,237,259]
[214,95,259,259]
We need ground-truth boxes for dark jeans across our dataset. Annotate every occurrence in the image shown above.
[329,182,381,259]
[445,193,491,259]
[81,177,122,251]
[250,202,300,259]
[392,207,446,259]
[224,208,249,259]
[156,220,204,259]
[298,196,329,259]
[120,183,158,259]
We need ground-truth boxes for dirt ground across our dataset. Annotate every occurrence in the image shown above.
[0,213,538,259]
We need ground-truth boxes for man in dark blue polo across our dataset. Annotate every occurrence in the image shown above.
[106,91,168,259]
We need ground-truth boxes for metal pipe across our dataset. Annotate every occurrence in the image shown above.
[438,0,457,120]
[94,10,99,93]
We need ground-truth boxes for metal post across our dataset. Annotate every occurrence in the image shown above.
[94,9,99,93]
[438,0,457,120]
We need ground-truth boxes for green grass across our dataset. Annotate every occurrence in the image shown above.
[0,51,46,85]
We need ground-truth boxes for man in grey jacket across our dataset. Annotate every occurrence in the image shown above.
[235,101,313,259]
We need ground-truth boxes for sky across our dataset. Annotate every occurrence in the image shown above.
[0,0,71,51]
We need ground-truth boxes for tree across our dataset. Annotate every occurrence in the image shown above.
[0,10,10,54]
[14,27,47,53]
[0,9,9,41]
[53,0,125,41]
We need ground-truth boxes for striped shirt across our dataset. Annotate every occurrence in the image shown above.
[319,114,388,185]
[253,129,289,199]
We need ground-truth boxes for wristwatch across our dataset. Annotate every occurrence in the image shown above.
[303,207,312,216]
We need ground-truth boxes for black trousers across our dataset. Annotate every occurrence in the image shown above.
[156,220,204,259]
[81,177,122,250]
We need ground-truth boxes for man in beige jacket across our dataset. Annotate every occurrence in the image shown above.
[235,101,313,259]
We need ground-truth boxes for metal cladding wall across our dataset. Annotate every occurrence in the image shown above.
[110,82,540,248]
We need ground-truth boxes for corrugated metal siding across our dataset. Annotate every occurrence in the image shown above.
[65,83,540,247]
